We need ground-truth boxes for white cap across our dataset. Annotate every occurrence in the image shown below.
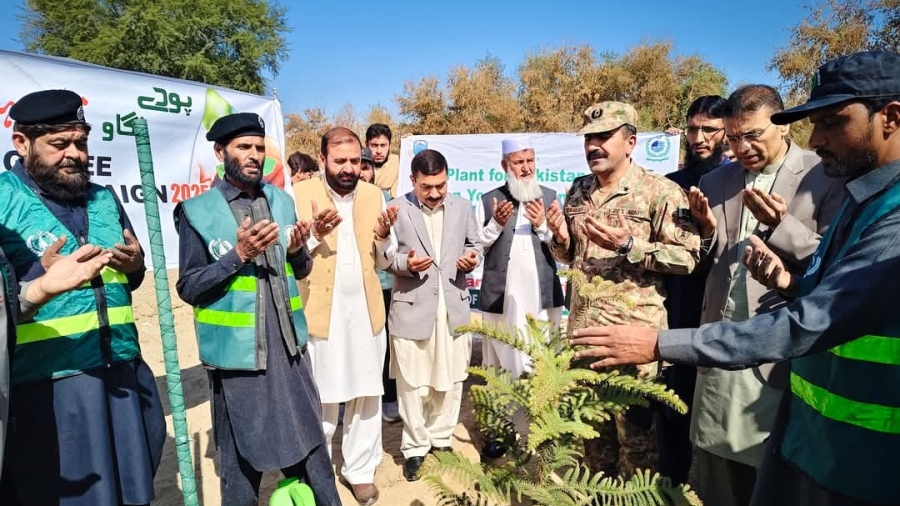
[501,138,533,156]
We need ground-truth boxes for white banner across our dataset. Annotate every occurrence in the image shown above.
[0,50,289,267]
[398,132,681,312]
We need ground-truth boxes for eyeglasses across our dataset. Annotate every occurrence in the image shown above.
[726,123,774,146]
[684,126,724,139]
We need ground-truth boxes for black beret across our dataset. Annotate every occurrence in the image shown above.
[206,112,266,143]
[10,89,86,125]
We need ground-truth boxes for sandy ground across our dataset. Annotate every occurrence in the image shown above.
[137,270,486,506]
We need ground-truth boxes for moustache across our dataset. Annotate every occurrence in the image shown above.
[58,161,89,176]
[587,150,606,161]
[816,149,836,159]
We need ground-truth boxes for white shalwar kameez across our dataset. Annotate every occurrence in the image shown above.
[390,204,472,459]
[474,202,562,378]
[306,185,388,485]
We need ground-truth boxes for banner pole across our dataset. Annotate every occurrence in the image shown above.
[131,118,199,506]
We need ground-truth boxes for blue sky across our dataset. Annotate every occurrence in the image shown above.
[0,0,813,121]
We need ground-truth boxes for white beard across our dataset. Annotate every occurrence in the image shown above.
[506,173,543,202]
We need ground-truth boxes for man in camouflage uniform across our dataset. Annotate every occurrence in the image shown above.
[547,101,701,478]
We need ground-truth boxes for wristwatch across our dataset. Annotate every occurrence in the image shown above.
[616,235,634,256]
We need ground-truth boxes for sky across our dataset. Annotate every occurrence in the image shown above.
[0,0,814,120]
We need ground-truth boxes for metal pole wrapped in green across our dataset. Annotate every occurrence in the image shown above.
[132,118,199,506]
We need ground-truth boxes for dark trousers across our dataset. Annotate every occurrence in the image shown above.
[382,289,397,403]
[218,410,340,506]
[654,364,696,484]
[696,448,757,506]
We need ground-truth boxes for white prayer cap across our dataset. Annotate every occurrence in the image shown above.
[501,138,533,156]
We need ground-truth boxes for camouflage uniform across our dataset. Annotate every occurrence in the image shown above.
[551,101,701,479]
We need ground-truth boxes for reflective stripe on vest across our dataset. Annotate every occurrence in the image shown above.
[790,371,900,434]
[782,181,900,505]
[829,334,900,366]
[180,185,310,370]
[80,266,129,288]
[193,265,304,328]
[17,305,136,344]
[0,171,141,382]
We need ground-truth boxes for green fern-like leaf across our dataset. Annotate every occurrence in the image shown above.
[422,451,509,505]
[523,467,702,506]
[429,314,701,506]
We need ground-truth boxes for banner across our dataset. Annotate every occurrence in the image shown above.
[398,132,681,312]
[0,50,289,267]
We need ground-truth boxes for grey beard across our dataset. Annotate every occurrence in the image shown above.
[506,174,542,202]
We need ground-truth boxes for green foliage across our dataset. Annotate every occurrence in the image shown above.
[19,0,289,94]
[768,0,900,104]
[425,316,700,506]
[398,42,727,135]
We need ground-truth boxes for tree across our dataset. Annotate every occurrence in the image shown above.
[396,75,451,134]
[425,305,701,506]
[365,104,402,138]
[19,0,289,94]
[768,0,872,101]
[768,0,900,147]
[397,56,522,135]
[332,103,364,139]
[673,56,729,125]
[517,45,600,132]
[874,0,900,52]
[444,56,523,134]
[284,108,329,159]
[399,44,727,136]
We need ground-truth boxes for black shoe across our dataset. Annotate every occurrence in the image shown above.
[481,441,507,459]
[430,446,453,454]
[403,456,425,482]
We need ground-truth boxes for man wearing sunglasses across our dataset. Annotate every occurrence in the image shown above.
[679,85,845,506]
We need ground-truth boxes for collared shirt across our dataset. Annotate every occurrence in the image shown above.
[725,160,783,322]
[550,160,701,331]
[301,180,391,403]
[174,177,321,470]
[660,159,900,367]
[10,162,145,288]
[376,194,480,270]
[422,202,445,261]
[175,177,312,360]
[304,181,392,283]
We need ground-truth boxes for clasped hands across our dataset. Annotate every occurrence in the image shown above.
[405,248,478,274]
[492,197,546,228]
[688,185,787,238]
[564,213,794,370]
[232,216,311,262]
[32,235,113,304]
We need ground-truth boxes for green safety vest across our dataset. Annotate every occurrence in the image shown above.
[782,182,900,505]
[0,171,139,384]
[179,185,308,370]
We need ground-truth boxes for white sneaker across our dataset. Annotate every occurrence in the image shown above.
[382,401,401,423]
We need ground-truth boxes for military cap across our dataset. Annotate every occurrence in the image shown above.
[577,101,638,135]
[206,112,266,143]
[10,89,85,125]
[361,147,375,165]
[773,51,900,124]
